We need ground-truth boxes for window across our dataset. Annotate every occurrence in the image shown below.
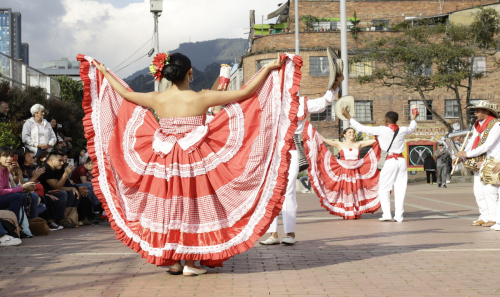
[312,22,331,31]
[354,101,373,122]
[310,107,332,122]
[256,59,275,71]
[330,21,354,31]
[409,100,433,121]
[409,63,432,76]
[349,61,373,78]
[445,100,459,118]
[372,19,390,31]
[472,56,486,75]
[467,99,481,121]
[310,56,329,76]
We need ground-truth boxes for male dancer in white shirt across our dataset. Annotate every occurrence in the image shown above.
[260,74,344,245]
[343,109,417,222]
[455,101,500,227]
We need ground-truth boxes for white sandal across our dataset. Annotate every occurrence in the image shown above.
[168,262,183,275]
[183,265,207,276]
[259,236,280,245]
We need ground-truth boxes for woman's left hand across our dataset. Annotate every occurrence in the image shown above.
[92,60,108,74]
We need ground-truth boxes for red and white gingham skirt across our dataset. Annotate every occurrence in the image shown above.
[303,121,381,219]
[78,54,301,267]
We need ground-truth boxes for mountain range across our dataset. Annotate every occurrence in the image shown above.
[125,38,248,92]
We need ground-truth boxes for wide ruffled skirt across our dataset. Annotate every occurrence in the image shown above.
[303,121,381,219]
[77,53,302,267]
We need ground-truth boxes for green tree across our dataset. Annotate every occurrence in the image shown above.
[55,75,83,103]
[353,7,500,131]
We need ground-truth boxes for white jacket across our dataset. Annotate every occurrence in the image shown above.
[22,117,57,154]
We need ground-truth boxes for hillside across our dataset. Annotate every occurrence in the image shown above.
[125,38,248,89]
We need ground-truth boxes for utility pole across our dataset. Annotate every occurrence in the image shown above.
[294,0,299,56]
[150,0,163,92]
[340,0,349,128]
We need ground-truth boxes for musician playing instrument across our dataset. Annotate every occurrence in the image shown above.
[455,100,500,227]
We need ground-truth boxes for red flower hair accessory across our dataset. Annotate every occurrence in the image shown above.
[149,52,172,82]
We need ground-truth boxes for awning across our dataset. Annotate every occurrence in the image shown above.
[253,23,288,30]
[267,1,289,20]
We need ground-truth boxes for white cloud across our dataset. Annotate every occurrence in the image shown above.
[12,0,282,77]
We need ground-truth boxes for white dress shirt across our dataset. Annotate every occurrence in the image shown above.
[465,120,500,159]
[295,88,340,134]
[349,119,417,154]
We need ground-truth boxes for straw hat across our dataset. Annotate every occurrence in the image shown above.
[327,46,344,90]
[335,95,355,121]
[466,100,499,118]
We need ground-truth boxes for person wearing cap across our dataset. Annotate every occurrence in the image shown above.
[342,109,417,222]
[259,65,344,246]
[455,100,500,227]
[435,143,450,188]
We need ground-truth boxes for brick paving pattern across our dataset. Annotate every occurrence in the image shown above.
[1,183,499,296]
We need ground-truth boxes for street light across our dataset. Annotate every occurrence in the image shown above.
[150,0,163,92]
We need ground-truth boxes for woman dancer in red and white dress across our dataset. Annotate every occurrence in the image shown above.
[303,125,381,219]
[78,52,302,276]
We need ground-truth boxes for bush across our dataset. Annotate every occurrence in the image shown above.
[0,122,22,148]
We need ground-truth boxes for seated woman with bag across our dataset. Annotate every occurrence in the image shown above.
[0,146,36,237]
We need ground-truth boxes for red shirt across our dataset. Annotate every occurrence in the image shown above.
[71,165,88,184]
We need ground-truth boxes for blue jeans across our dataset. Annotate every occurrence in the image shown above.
[75,183,100,206]
[0,223,7,237]
[299,176,311,191]
[66,189,80,208]
[46,191,67,220]
[25,193,40,219]
[0,193,25,223]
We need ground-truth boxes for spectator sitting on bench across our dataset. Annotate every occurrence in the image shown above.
[37,151,79,228]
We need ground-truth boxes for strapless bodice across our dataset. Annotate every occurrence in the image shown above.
[158,115,206,134]
[340,148,360,160]
[153,115,208,156]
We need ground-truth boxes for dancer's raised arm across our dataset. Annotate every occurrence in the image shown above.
[358,139,377,148]
[197,59,284,109]
[320,134,341,149]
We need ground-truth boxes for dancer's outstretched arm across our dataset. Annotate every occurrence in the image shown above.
[358,139,377,148]
[93,58,284,109]
[320,134,341,148]
[198,59,284,109]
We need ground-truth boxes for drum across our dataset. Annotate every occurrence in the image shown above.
[463,154,486,172]
[479,156,500,185]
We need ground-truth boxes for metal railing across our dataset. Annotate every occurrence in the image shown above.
[0,52,60,98]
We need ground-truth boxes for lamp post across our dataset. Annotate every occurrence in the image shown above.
[340,0,349,128]
[150,0,163,92]
[295,0,299,56]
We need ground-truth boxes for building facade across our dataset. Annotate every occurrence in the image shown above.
[241,0,500,171]
[0,8,28,65]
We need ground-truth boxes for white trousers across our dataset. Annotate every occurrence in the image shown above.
[378,158,408,220]
[482,184,499,222]
[267,150,298,234]
[473,173,489,221]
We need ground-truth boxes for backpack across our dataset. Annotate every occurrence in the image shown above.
[0,210,21,238]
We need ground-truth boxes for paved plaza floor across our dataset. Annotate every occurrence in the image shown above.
[1,183,500,296]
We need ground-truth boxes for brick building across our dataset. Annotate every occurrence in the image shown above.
[240,0,500,171]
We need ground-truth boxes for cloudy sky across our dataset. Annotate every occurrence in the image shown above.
[4,0,282,77]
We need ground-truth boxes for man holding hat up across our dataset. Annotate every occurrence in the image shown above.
[260,50,344,245]
[455,100,500,227]
[342,109,417,222]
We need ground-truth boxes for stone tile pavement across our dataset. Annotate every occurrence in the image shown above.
[1,183,500,296]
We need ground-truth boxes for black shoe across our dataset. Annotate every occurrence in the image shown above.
[20,232,34,238]
[57,219,76,228]
[443,184,447,188]
[438,184,442,188]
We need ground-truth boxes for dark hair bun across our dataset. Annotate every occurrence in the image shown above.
[161,53,192,83]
